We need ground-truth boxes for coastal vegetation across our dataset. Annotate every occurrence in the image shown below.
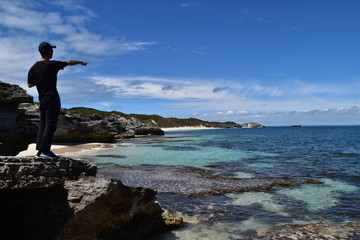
[67,107,244,128]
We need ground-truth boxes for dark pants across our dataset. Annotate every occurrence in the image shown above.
[36,94,61,152]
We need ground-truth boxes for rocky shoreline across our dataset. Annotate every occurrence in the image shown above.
[0,80,165,156]
[1,157,359,239]
[1,81,359,239]
[0,156,183,240]
[98,165,360,239]
[1,80,265,157]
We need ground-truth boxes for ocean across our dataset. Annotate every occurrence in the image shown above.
[79,126,360,239]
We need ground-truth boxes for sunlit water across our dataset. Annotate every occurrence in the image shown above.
[76,126,360,239]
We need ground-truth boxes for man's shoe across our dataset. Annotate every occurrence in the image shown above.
[35,151,42,158]
[39,151,60,159]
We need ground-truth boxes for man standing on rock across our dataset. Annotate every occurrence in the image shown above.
[28,42,88,159]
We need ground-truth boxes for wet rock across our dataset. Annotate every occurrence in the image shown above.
[0,81,35,155]
[162,210,186,229]
[135,127,165,136]
[255,222,360,240]
[97,165,311,196]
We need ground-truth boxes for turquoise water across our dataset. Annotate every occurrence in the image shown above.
[88,130,277,167]
[82,126,360,239]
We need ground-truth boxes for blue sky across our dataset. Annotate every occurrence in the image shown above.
[0,0,359,126]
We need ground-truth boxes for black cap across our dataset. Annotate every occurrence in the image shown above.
[38,42,56,52]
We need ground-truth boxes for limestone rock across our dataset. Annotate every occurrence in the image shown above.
[59,177,165,240]
[242,122,266,128]
[21,106,164,143]
[0,81,33,105]
[0,157,97,189]
[255,222,360,240]
[0,156,169,240]
[0,156,96,240]
[134,127,165,136]
[0,81,35,156]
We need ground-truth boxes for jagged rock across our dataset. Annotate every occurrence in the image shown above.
[242,122,266,128]
[20,106,164,143]
[0,157,170,240]
[134,127,165,136]
[0,81,35,156]
[0,81,33,105]
[0,156,96,240]
[255,222,360,240]
[115,130,136,139]
[59,177,165,240]
[162,210,186,229]
[0,157,97,189]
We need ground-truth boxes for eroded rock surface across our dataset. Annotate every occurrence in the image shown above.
[0,157,96,189]
[0,157,168,240]
[21,105,165,143]
[0,81,35,155]
[0,156,95,240]
[98,165,313,196]
[59,177,165,240]
[255,222,360,240]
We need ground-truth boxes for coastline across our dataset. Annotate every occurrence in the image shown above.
[16,142,113,157]
[162,126,221,132]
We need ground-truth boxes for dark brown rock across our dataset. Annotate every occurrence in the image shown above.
[0,156,170,240]
[59,177,165,240]
[0,81,33,105]
[0,156,96,240]
[134,127,165,136]
[0,157,97,189]
[20,106,164,143]
[0,81,35,156]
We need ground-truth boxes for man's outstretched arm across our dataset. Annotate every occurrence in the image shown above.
[67,60,88,66]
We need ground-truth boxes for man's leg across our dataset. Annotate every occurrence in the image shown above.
[36,107,46,151]
[38,95,61,157]
[39,105,60,152]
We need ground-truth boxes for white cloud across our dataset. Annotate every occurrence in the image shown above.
[0,0,155,54]
[180,2,201,8]
[292,80,344,96]
[246,83,284,97]
[90,76,245,101]
[192,106,360,126]
[0,0,156,85]
[85,75,359,112]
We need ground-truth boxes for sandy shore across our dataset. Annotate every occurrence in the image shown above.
[16,143,113,157]
[162,126,220,132]
[16,127,217,156]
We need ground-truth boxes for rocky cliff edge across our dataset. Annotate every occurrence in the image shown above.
[0,156,181,240]
[0,81,35,156]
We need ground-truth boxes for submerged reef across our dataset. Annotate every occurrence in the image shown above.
[255,222,360,240]
[98,165,321,196]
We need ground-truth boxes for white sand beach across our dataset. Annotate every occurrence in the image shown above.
[162,126,220,132]
[16,143,112,157]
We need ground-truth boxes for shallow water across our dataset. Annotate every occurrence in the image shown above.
[80,126,360,239]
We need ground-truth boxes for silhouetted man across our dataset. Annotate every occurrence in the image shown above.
[28,42,88,159]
